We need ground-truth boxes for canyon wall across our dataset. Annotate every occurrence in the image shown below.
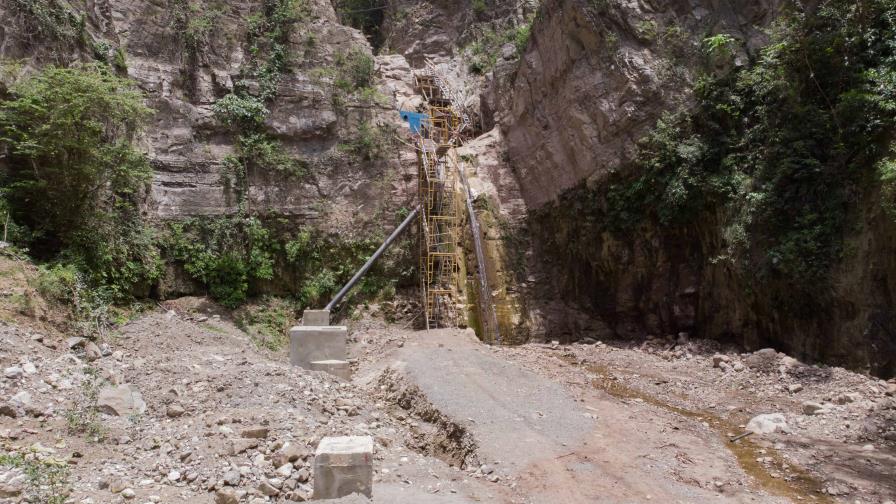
[0,0,416,234]
[488,0,896,376]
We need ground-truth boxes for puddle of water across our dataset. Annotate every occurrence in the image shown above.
[568,358,833,503]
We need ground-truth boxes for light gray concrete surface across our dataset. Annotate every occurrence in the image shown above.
[311,359,351,381]
[388,330,593,470]
[302,309,331,326]
[313,436,374,500]
[289,326,347,369]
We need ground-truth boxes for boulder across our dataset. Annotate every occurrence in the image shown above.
[83,342,103,362]
[3,367,22,380]
[746,413,789,434]
[97,384,146,416]
[802,401,828,416]
[745,348,779,372]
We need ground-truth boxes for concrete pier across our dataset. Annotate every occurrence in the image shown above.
[312,436,374,500]
[310,360,351,381]
[289,326,347,369]
[302,309,330,326]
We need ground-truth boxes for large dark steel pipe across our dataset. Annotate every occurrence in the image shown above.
[325,205,421,312]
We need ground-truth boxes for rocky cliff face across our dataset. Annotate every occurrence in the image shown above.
[491,0,782,208]
[480,0,896,377]
[0,0,415,233]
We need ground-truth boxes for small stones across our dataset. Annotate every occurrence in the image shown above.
[732,362,745,372]
[0,482,22,498]
[66,337,86,349]
[275,463,293,478]
[258,480,280,497]
[166,403,186,418]
[222,470,241,487]
[787,384,803,394]
[109,479,129,493]
[167,470,181,482]
[121,488,136,499]
[214,489,239,504]
[0,404,17,418]
[227,439,259,456]
[712,355,730,368]
[84,342,103,362]
[833,393,860,405]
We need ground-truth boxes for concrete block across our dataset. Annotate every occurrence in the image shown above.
[312,436,374,500]
[289,326,347,369]
[310,360,351,381]
[302,309,330,326]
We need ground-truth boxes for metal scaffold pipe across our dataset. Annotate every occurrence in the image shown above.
[325,205,421,312]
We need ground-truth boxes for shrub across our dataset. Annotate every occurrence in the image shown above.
[235,296,298,350]
[65,365,106,441]
[0,452,69,504]
[604,0,896,305]
[165,217,276,308]
[339,122,393,161]
[0,64,159,296]
[213,93,269,127]
[11,0,83,42]
[465,19,534,74]
[334,49,375,91]
[239,133,306,177]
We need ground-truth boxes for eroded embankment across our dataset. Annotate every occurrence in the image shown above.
[376,367,480,469]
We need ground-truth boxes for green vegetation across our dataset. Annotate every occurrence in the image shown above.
[171,0,224,53]
[65,365,106,442]
[702,33,736,57]
[235,296,298,350]
[162,216,404,309]
[465,18,534,74]
[590,0,896,308]
[0,64,160,300]
[165,217,276,308]
[334,49,375,92]
[339,121,394,161]
[163,216,410,312]
[11,0,84,43]
[0,452,69,504]
[212,0,311,206]
[213,93,269,128]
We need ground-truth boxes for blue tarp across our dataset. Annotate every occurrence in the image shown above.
[399,110,429,134]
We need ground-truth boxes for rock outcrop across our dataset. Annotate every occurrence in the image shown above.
[480,0,896,376]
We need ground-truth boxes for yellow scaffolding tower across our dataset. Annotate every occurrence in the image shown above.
[414,72,464,329]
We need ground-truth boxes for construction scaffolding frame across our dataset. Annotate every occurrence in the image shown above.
[414,71,465,329]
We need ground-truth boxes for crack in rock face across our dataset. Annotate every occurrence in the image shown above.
[376,368,480,469]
